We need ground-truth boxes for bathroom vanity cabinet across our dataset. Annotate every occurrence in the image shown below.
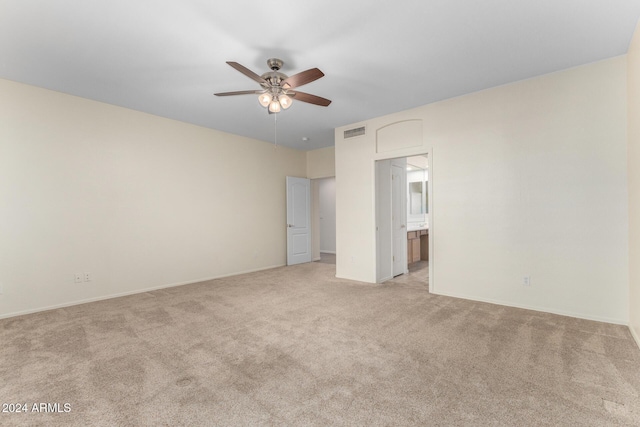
[407,229,428,264]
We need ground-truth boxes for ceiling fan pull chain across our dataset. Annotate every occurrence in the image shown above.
[274,111,278,149]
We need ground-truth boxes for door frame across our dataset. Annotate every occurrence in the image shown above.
[374,152,432,292]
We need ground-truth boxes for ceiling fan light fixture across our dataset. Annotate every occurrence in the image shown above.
[258,92,272,107]
[268,99,281,113]
[279,94,292,109]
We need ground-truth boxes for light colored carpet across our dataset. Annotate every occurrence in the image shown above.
[316,252,336,265]
[1,261,639,426]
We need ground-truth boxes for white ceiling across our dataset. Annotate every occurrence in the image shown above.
[1,1,639,151]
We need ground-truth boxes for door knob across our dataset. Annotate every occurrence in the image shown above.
[287,224,294,228]
[401,224,406,229]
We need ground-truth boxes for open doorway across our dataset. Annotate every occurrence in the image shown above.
[375,154,430,288]
[311,177,336,266]
[405,155,429,280]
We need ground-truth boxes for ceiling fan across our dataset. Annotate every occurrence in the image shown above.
[214,58,331,113]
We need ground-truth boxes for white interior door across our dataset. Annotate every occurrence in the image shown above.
[376,158,407,282]
[376,160,393,282]
[286,176,311,265]
[391,161,407,276]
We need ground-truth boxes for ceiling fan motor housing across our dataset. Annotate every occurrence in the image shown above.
[262,59,287,87]
[261,71,287,87]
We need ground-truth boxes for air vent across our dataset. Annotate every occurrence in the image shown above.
[344,126,366,139]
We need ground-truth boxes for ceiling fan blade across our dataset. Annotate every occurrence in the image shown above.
[290,91,332,107]
[214,90,262,96]
[281,68,324,89]
[226,62,267,84]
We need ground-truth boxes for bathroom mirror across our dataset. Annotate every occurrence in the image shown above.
[406,155,428,225]
[409,181,424,215]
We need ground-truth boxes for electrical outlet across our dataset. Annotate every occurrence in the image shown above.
[522,276,531,286]
[74,273,83,283]
[84,272,91,282]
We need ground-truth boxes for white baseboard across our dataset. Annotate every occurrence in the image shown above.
[0,264,285,320]
[312,257,321,261]
[431,289,628,326]
[630,325,640,350]
[320,251,336,255]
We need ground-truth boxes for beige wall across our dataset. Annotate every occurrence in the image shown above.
[628,20,640,347]
[306,146,335,179]
[0,78,306,318]
[336,57,629,324]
